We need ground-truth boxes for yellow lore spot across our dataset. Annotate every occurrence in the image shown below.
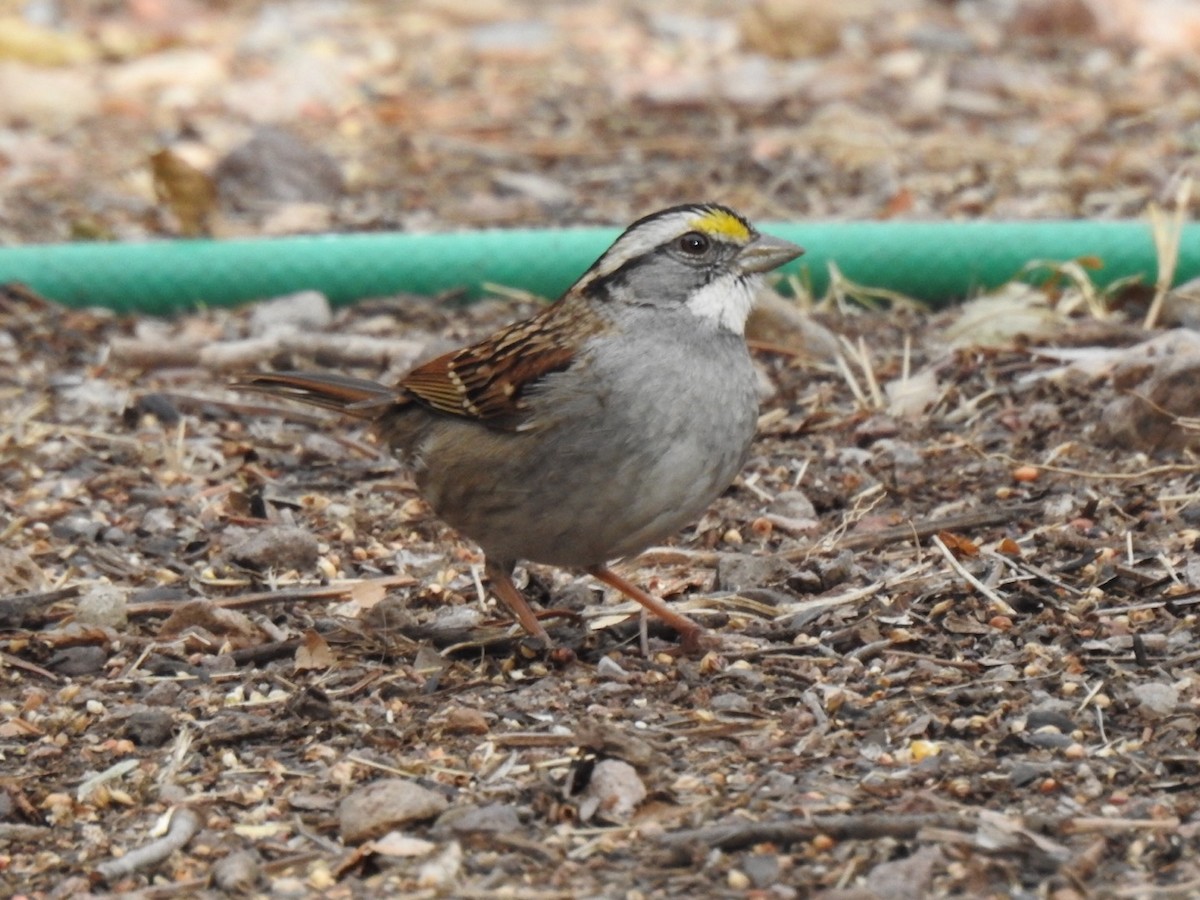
[691,208,751,241]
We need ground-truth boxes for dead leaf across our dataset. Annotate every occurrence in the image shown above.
[294,628,335,672]
[996,537,1023,556]
[158,600,262,644]
[937,531,979,558]
[368,832,437,858]
[941,285,1064,349]
[150,148,217,237]
[350,580,387,610]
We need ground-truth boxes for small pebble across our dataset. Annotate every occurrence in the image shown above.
[433,803,521,836]
[215,125,344,212]
[125,709,176,747]
[248,289,332,338]
[743,853,781,888]
[142,680,183,707]
[51,515,102,542]
[75,584,127,629]
[47,646,107,677]
[226,525,319,572]
[576,759,646,824]
[139,507,176,533]
[1132,682,1178,718]
[596,655,629,680]
[99,526,129,545]
[711,692,752,713]
[212,849,262,894]
[727,869,751,890]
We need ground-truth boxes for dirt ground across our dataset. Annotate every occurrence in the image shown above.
[3,1,1200,898]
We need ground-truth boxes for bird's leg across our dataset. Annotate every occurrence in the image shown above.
[585,564,708,652]
[485,559,551,644]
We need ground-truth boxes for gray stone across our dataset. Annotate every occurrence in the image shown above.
[226,526,319,572]
[125,709,175,747]
[339,779,450,844]
[215,126,344,212]
[715,553,794,592]
[576,759,646,824]
[47,646,107,677]
[75,584,127,629]
[1132,682,1178,718]
[711,692,753,713]
[433,803,522,837]
[248,289,332,338]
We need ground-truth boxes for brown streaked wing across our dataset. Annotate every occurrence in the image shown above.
[399,297,607,429]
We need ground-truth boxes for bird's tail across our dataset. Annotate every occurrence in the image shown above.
[236,371,402,419]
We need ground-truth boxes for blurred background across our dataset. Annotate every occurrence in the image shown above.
[0,0,1198,244]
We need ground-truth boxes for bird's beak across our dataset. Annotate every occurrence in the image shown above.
[737,233,804,275]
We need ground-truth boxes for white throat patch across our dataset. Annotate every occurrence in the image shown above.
[685,275,758,334]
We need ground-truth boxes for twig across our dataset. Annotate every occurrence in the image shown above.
[491,732,578,749]
[657,812,970,850]
[103,878,210,900]
[931,534,1017,616]
[229,638,303,666]
[970,447,1200,482]
[122,574,415,619]
[659,810,1180,853]
[0,650,59,681]
[0,823,51,842]
[1076,593,1200,618]
[769,578,897,622]
[847,638,894,662]
[633,548,720,567]
[1144,175,1192,330]
[982,549,1085,597]
[95,807,202,882]
[833,347,869,410]
[0,585,81,628]
[78,759,140,803]
[855,334,884,409]
[1061,816,1180,834]
[292,815,344,854]
[276,332,424,367]
[1076,679,1106,715]
[834,333,884,410]
[883,649,981,671]
[792,502,1040,555]
[801,484,887,557]
[1113,880,1200,899]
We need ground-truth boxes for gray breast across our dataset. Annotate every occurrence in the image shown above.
[415,312,759,568]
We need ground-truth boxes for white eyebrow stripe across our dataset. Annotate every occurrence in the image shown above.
[588,215,694,279]
[584,207,752,281]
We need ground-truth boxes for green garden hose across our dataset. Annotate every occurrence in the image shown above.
[0,220,1195,314]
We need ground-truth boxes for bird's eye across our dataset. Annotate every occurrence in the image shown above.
[677,231,710,256]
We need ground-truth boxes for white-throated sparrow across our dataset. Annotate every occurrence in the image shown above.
[241,203,802,650]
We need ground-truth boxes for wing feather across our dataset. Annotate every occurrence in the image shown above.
[400,296,605,430]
